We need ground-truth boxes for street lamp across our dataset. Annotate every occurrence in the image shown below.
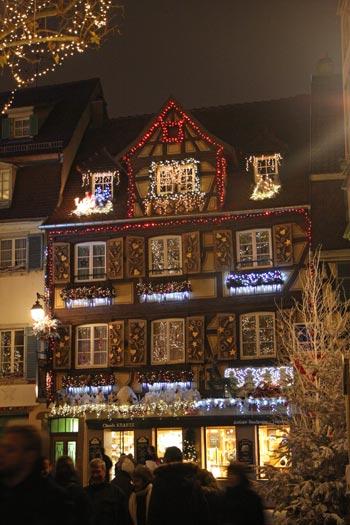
[30,292,46,322]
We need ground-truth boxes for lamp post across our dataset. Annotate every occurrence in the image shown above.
[30,292,46,322]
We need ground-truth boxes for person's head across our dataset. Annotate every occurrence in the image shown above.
[40,456,52,478]
[121,456,135,475]
[54,455,77,483]
[227,461,250,487]
[132,464,153,492]
[0,425,42,486]
[196,468,218,489]
[163,446,183,463]
[89,457,106,485]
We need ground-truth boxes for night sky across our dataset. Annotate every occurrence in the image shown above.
[1,0,341,118]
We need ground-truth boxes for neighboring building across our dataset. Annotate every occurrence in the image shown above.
[0,78,105,439]
[40,65,345,484]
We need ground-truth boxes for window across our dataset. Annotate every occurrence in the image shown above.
[13,118,30,138]
[253,155,280,184]
[0,329,24,377]
[50,418,79,433]
[149,236,182,276]
[294,323,321,353]
[237,229,272,268]
[75,242,106,281]
[92,173,114,204]
[2,107,38,139]
[151,319,185,364]
[206,427,237,478]
[76,324,108,368]
[0,238,26,271]
[240,313,276,359]
[155,161,196,195]
[258,425,289,473]
[0,167,11,207]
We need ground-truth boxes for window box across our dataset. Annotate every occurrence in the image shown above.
[60,284,115,308]
[137,280,191,302]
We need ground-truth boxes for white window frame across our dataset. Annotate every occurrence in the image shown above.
[151,318,185,364]
[236,229,272,269]
[75,242,106,282]
[240,312,276,359]
[149,235,182,276]
[155,162,196,196]
[0,237,27,271]
[253,154,280,184]
[75,323,108,368]
[12,117,30,138]
[0,329,24,377]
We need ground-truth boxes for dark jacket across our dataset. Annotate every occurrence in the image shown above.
[0,469,70,525]
[84,481,128,525]
[220,484,265,525]
[111,470,134,499]
[147,461,211,525]
[55,477,91,525]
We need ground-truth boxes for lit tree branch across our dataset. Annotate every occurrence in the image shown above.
[0,1,123,86]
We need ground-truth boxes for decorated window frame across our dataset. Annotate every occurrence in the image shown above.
[75,241,106,282]
[246,154,282,200]
[0,236,27,271]
[151,318,185,365]
[72,170,119,217]
[240,312,276,359]
[149,235,182,277]
[155,161,197,196]
[236,229,272,269]
[75,323,108,368]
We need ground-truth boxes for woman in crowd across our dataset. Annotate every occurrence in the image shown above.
[128,464,153,525]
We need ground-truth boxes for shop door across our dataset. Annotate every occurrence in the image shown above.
[52,435,78,465]
[104,430,135,469]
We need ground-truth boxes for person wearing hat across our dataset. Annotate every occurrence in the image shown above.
[128,465,153,525]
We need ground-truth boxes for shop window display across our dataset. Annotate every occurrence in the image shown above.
[156,428,182,459]
[258,424,289,473]
[206,427,236,478]
[104,430,135,470]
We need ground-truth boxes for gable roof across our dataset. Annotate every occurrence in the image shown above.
[43,93,312,227]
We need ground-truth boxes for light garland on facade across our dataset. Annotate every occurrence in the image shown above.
[224,366,293,388]
[246,154,282,200]
[122,100,228,217]
[62,373,115,389]
[60,285,115,307]
[72,192,113,217]
[136,280,191,302]
[226,270,285,290]
[33,315,61,340]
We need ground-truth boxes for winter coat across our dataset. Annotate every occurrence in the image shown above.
[0,469,70,525]
[111,470,134,499]
[147,461,211,525]
[128,482,152,525]
[220,484,265,525]
[54,477,91,525]
[84,481,128,525]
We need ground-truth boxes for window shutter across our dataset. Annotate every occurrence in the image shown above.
[109,321,124,366]
[213,230,233,270]
[126,237,145,278]
[127,320,147,365]
[53,325,71,369]
[182,231,201,274]
[107,238,123,279]
[25,327,37,381]
[1,118,10,139]
[29,114,38,136]
[186,316,205,363]
[217,313,237,360]
[273,224,293,266]
[52,242,70,283]
[28,234,43,270]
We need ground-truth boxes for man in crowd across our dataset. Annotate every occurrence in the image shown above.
[0,424,68,525]
[84,457,128,525]
[147,446,211,525]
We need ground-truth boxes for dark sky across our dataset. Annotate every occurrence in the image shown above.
[1,0,341,118]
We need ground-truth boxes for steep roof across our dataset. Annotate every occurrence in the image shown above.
[44,94,312,227]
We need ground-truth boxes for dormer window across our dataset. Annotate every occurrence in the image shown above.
[2,106,38,139]
[92,173,114,204]
[246,154,282,200]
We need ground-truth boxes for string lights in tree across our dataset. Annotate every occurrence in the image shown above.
[0,1,123,88]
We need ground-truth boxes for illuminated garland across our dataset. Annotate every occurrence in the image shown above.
[226,270,285,289]
[246,154,282,200]
[60,285,116,302]
[136,280,192,297]
[33,315,61,340]
[122,100,228,217]
[144,159,206,216]
[137,369,194,385]
[62,373,115,388]
[72,192,113,217]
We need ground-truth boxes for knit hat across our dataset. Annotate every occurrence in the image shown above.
[121,456,135,475]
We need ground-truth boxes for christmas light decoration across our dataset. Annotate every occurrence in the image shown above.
[72,191,113,216]
[144,159,206,216]
[224,366,293,388]
[246,154,282,200]
[60,284,115,307]
[122,100,228,217]
[0,1,123,88]
[137,369,194,385]
[136,280,191,302]
[33,315,61,340]
[226,269,285,292]
[62,373,115,388]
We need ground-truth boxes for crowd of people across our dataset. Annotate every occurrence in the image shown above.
[0,424,265,525]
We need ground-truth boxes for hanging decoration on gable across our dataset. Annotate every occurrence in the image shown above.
[71,170,119,217]
[246,154,282,200]
[161,119,185,143]
[143,158,206,216]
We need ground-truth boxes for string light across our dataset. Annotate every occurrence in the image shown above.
[246,154,282,200]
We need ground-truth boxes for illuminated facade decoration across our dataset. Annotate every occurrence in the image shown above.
[246,154,282,200]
